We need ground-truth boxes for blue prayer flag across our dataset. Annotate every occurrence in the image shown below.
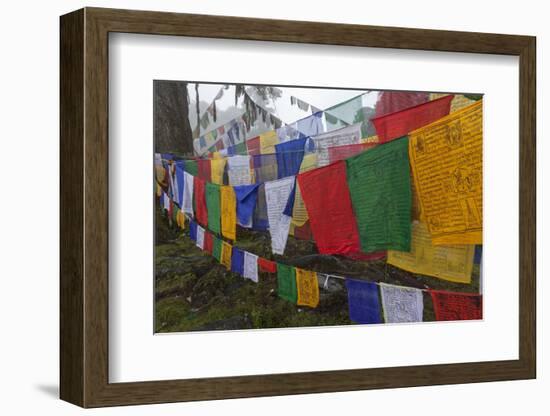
[231,247,245,275]
[282,179,296,217]
[345,279,382,324]
[234,184,259,227]
[275,137,307,178]
[189,220,197,242]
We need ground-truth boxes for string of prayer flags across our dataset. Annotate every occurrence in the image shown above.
[227,155,252,186]
[275,137,307,178]
[371,95,453,143]
[203,230,213,254]
[220,241,233,270]
[295,268,320,308]
[328,142,377,164]
[182,171,195,216]
[345,279,382,324]
[197,159,212,181]
[212,235,223,262]
[277,263,298,303]
[205,183,221,235]
[246,136,261,156]
[379,283,423,323]
[189,220,197,242]
[346,137,412,253]
[252,154,278,183]
[430,290,482,321]
[234,184,260,228]
[220,185,237,241]
[193,176,208,226]
[374,91,430,118]
[408,101,482,245]
[258,257,277,274]
[243,251,259,283]
[265,176,295,255]
[210,158,226,185]
[311,123,363,167]
[387,221,475,283]
[196,225,205,250]
[298,161,362,255]
[259,130,279,154]
[230,247,245,275]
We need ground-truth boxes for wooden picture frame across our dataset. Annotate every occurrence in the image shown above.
[60,7,536,408]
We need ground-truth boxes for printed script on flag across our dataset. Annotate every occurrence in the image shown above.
[409,100,482,245]
[387,221,475,283]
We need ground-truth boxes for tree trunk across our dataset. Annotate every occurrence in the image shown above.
[154,80,194,156]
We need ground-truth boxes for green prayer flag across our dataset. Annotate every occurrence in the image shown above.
[212,236,223,262]
[205,183,221,234]
[184,160,198,177]
[277,263,297,303]
[346,136,411,253]
[325,94,364,128]
[234,141,247,155]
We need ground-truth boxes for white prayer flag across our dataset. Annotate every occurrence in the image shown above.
[311,123,362,166]
[227,155,252,186]
[243,251,259,283]
[380,283,424,323]
[265,176,294,255]
[163,192,170,210]
[196,225,205,250]
[182,171,194,216]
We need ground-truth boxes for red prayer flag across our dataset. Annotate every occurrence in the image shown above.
[203,231,213,254]
[215,140,224,150]
[197,159,212,181]
[371,95,453,143]
[193,177,208,227]
[328,142,377,164]
[246,136,261,156]
[430,290,482,321]
[297,161,362,255]
[293,221,313,240]
[374,91,430,118]
[258,257,277,273]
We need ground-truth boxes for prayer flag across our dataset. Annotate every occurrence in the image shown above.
[408,101,482,245]
[430,290,482,321]
[296,111,324,137]
[346,137,412,253]
[220,185,237,241]
[325,94,364,127]
[175,164,185,205]
[205,183,221,235]
[193,176,208,227]
[184,159,198,176]
[275,137,307,178]
[212,236,222,262]
[387,221,475,283]
[328,142,377,164]
[259,130,279,154]
[182,172,194,216]
[371,95,453,143]
[298,161,362,255]
[379,283,423,323]
[252,184,269,231]
[265,177,295,255]
[204,230,213,254]
[210,158,226,185]
[277,263,297,303]
[374,91,430,118]
[311,123,363,167]
[197,159,212,181]
[253,154,278,183]
[220,241,232,270]
[243,251,259,282]
[258,257,277,274]
[296,268,320,308]
[196,225,205,250]
[246,136,261,156]
[230,247,245,275]
[189,220,197,242]
[234,184,259,228]
[227,155,252,185]
[345,279,382,324]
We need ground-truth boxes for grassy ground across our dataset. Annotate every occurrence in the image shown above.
[155,206,480,333]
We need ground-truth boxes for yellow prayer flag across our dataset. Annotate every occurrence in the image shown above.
[177,210,185,229]
[210,158,226,185]
[409,100,482,245]
[299,153,318,173]
[429,93,476,113]
[220,241,232,270]
[291,184,309,227]
[388,221,475,283]
[296,268,319,308]
[156,183,162,197]
[212,151,222,159]
[220,185,237,241]
[259,130,279,154]
[360,135,379,144]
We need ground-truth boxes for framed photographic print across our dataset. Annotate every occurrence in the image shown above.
[60,7,536,408]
